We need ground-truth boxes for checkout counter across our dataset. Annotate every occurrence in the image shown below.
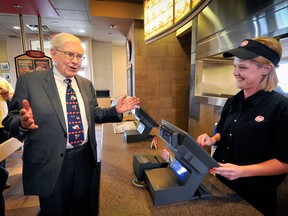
[99,123,262,216]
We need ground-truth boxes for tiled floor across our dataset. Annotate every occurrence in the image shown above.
[4,149,40,216]
[3,124,103,216]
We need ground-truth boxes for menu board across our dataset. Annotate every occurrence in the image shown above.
[174,0,191,23]
[144,0,211,43]
[144,0,173,41]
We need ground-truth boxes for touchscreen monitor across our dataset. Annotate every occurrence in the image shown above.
[170,159,188,183]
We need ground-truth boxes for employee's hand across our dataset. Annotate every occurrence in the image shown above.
[212,163,244,180]
[20,99,39,130]
[196,133,214,146]
[116,95,140,114]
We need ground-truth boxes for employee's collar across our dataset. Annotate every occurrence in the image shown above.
[237,90,269,106]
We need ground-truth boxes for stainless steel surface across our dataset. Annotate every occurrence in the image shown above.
[194,95,227,107]
[197,0,288,59]
[195,58,238,99]
[194,0,288,106]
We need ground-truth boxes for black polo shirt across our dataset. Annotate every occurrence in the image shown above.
[213,90,288,214]
[214,90,288,166]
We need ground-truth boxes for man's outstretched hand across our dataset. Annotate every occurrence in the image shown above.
[20,100,39,130]
[116,95,140,114]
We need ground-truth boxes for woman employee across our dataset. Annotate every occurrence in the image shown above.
[196,36,288,215]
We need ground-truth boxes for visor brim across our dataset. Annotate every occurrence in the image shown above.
[223,48,259,59]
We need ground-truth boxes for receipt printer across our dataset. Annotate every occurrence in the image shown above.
[133,154,168,181]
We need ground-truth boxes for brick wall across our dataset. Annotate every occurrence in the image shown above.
[130,21,191,130]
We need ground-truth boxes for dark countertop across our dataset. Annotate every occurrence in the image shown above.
[99,123,262,216]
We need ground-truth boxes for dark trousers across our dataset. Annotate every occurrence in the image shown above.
[90,162,101,215]
[38,143,95,216]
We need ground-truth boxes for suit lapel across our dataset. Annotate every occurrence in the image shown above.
[42,70,67,132]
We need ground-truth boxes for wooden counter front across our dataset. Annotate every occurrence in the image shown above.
[99,123,261,216]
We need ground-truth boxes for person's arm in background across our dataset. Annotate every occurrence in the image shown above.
[0,79,14,102]
[2,75,35,141]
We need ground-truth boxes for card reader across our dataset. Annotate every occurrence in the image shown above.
[133,154,168,181]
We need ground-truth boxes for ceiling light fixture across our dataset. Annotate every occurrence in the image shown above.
[109,25,114,29]
[13,26,20,30]
[26,24,50,32]
[79,30,85,33]
[13,4,22,9]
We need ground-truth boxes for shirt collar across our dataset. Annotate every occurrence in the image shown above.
[236,90,270,106]
[53,67,75,84]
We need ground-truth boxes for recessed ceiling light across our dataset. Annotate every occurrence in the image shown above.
[26,24,50,32]
[52,21,58,25]
[79,30,85,33]
[13,26,20,29]
[13,4,22,9]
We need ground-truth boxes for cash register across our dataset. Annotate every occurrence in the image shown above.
[144,119,220,205]
[124,107,159,143]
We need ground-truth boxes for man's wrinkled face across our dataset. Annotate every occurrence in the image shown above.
[51,42,84,78]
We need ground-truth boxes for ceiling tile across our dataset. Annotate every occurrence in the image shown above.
[65,20,91,28]
[42,18,68,26]
[0,14,20,24]
[48,26,73,34]
[61,10,89,20]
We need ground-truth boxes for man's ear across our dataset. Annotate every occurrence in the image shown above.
[50,49,56,59]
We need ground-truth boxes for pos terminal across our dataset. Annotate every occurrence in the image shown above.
[144,119,220,205]
[124,107,159,143]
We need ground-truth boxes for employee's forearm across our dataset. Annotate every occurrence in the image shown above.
[242,159,288,177]
[211,133,220,145]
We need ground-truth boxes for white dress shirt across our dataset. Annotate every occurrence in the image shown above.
[53,68,88,148]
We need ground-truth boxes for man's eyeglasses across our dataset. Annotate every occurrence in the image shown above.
[55,49,85,61]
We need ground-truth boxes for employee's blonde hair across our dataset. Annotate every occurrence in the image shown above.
[252,36,282,91]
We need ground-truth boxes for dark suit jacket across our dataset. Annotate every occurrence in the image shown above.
[2,69,121,197]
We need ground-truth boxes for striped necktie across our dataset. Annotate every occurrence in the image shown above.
[64,79,84,147]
